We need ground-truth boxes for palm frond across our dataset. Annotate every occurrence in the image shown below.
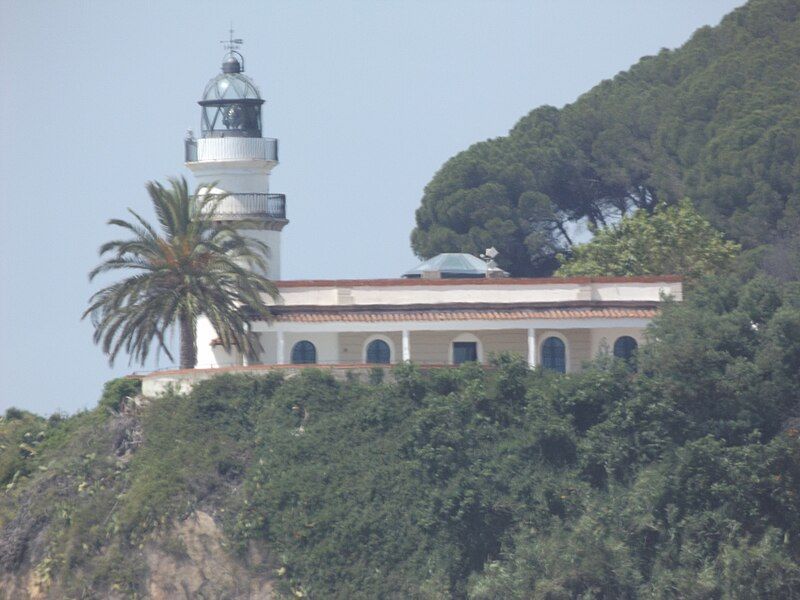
[84,176,281,368]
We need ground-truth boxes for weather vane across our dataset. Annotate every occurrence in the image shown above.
[221,26,243,53]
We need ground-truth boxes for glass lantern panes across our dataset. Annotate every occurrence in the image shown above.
[199,72,264,138]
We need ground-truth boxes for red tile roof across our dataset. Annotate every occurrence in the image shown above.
[269,303,658,323]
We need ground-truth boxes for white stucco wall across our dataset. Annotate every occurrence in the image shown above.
[590,327,647,359]
[241,228,281,280]
[271,279,682,307]
[186,167,273,195]
[283,332,339,365]
[339,332,403,364]
[535,329,592,373]
[196,315,243,368]
[373,329,528,366]
[204,322,650,371]
[257,331,278,364]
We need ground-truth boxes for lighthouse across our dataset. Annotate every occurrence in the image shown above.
[185,38,286,281]
[188,37,286,368]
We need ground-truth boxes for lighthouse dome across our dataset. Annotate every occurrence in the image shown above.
[202,71,262,102]
[198,56,265,138]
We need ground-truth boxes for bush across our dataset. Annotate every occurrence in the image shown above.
[98,377,141,411]
[4,407,25,421]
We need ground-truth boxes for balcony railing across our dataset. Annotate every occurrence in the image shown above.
[209,193,286,219]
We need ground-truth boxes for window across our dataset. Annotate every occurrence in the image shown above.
[613,336,638,361]
[452,341,478,365]
[366,339,391,364]
[291,340,317,364]
[541,336,566,373]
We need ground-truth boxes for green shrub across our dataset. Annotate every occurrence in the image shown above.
[368,366,385,385]
[4,407,24,420]
[98,377,141,411]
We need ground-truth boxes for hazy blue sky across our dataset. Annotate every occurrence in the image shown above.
[0,0,743,414]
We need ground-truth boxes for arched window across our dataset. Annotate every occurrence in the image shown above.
[613,336,638,361]
[291,340,317,364]
[366,339,391,364]
[541,336,566,373]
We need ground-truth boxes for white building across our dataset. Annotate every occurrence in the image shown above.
[169,44,682,382]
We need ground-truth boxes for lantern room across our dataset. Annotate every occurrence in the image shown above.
[199,52,264,138]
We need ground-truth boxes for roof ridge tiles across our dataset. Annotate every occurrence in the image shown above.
[268,300,661,314]
[268,306,659,323]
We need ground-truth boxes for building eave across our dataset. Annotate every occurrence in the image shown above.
[259,301,660,323]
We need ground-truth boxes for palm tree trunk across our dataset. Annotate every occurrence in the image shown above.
[179,312,197,369]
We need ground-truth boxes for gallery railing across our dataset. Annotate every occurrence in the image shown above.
[193,193,286,219]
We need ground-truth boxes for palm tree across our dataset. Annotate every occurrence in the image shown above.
[84,176,279,369]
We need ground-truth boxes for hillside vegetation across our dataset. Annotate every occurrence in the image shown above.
[412,0,800,277]
[1,274,800,598]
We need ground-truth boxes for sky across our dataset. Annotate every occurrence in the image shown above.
[0,0,744,415]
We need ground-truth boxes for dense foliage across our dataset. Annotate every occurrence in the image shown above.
[556,200,740,281]
[2,274,799,598]
[411,0,800,276]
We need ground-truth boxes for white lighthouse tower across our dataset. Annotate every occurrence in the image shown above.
[185,38,286,280]
[187,37,286,368]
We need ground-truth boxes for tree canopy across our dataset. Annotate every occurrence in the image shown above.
[412,0,800,276]
[83,177,279,369]
[556,200,740,281]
